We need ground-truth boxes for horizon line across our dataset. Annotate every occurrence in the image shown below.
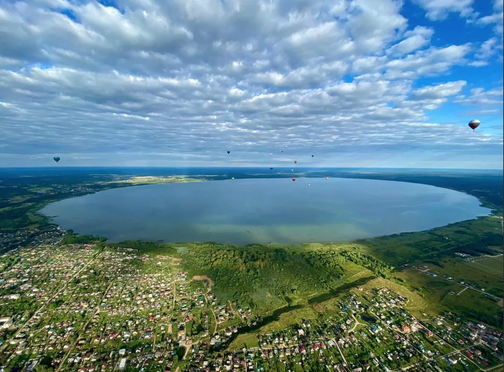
[0,166,502,171]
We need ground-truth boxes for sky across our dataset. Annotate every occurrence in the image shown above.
[0,0,503,169]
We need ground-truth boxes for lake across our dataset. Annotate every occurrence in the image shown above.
[41,178,491,244]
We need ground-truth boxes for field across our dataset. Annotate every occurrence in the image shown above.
[354,215,503,267]
[423,255,503,297]
[396,267,503,328]
[468,255,504,276]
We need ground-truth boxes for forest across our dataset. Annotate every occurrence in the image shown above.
[177,244,389,313]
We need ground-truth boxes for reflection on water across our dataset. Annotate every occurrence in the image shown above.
[41,178,490,244]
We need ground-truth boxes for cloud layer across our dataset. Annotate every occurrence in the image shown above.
[0,0,502,168]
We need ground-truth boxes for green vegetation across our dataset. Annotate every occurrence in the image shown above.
[354,215,503,267]
[178,244,342,311]
[396,267,503,328]
[61,231,107,244]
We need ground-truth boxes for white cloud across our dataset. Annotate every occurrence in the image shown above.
[472,37,501,65]
[476,0,504,53]
[387,26,434,56]
[408,81,467,110]
[0,0,501,167]
[412,0,475,21]
[385,44,472,79]
[411,81,467,99]
[454,87,504,106]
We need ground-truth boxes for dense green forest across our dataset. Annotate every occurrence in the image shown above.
[179,244,353,311]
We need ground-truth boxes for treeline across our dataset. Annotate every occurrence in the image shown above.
[339,250,394,277]
[61,232,106,244]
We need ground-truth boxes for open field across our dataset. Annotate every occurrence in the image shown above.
[396,268,503,328]
[468,255,504,275]
[419,255,504,298]
[353,216,503,268]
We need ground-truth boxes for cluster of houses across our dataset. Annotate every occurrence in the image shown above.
[181,289,503,372]
[0,243,254,371]
[0,225,65,252]
[32,184,95,196]
[0,242,501,372]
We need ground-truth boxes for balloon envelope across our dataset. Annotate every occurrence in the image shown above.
[325,177,329,180]
[294,160,297,164]
[292,178,296,181]
[227,151,230,154]
[468,119,480,130]
[53,157,60,163]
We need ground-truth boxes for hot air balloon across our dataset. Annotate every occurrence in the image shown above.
[468,119,480,131]
[325,177,329,180]
[292,178,296,181]
[281,150,284,153]
[311,155,314,158]
[231,177,235,180]
[270,168,274,171]
[53,157,60,163]
[294,160,297,164]
[227,151,230,154]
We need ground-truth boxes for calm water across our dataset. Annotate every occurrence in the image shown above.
[41,178,491,244]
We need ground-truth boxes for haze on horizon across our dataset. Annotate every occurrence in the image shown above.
[0,0,503,169]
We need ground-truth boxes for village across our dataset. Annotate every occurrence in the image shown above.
[0,242,501,372]
[0,226,66,253]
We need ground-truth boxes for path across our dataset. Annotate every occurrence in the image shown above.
[456,286,469,296]
[204,293,218,335]
[334,339,348,366]
[349,313,363,333]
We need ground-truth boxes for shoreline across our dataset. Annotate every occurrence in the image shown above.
[38,176,501,247]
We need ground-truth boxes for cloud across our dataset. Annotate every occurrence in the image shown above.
[387,26,434,56]
[454,87,504,106]
[0,0,502,168]
[411,0,475,21]
[384,44,472,79]
[477,0,504,36]
[411,81,467,99]
[408,81,467,109]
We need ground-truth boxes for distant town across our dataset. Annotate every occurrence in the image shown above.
[0,237,501,372]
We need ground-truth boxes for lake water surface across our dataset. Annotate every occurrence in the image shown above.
[41,178,491,244]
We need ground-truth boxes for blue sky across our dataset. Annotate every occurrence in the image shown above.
[0,0,502,168]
